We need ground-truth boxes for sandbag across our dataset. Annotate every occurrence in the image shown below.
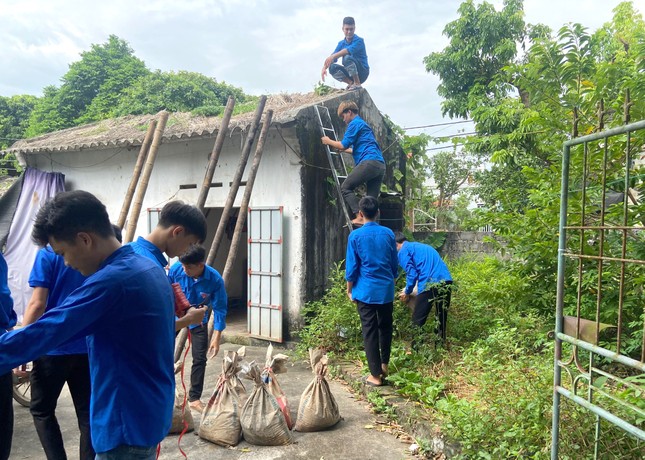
[294,348,341,432]
[168,387,194,434]
[240,362,293,446]
[199,348,246,446]
[263,344,293,429]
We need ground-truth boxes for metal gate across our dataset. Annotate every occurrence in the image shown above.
[247,206,283,342]
[551,120,645,458]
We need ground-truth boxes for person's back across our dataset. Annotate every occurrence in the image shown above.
[345,196,398,387]
[346,222,398,303]
[403,242,452,292]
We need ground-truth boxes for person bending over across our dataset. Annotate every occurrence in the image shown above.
[395,232,453,344]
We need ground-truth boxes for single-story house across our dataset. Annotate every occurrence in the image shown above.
[5,89,405,341]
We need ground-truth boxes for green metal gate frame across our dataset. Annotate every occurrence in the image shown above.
[551,119,645,458]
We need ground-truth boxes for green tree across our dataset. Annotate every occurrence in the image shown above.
[423,0,526,119]
[0,94,38,150]
[113,70,247,117]
[26,35,150,136]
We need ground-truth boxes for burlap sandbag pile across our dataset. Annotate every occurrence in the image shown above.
[263,344,294,429]
[198,347,247,446]
[240,361,293,446]
[168,386,194,434]
[294,348,341,431]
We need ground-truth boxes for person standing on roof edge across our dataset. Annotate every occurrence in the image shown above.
[321,16,369,91]
[321,101,386,226]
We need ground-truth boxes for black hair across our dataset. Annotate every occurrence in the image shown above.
[112,224,123,244]
[158,201,207,243]
[394,232,407,244]
[179,245,206,265]
[32,190,113,246]
[359,195,379,220]
[343,16,355,26]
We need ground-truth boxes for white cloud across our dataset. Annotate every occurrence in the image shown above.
[0,0,631,132]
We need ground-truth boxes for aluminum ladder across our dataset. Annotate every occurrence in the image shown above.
[314,105,354,231]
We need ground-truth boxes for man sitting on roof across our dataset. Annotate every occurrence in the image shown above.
[321,16,369,91]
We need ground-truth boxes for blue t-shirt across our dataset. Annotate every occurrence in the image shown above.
[341,116,384,166]
[29,246,87,355]
[128,236,167,268]
[0,246,175,453]
[333,34,369,71]
[0,253,16,337]
[168,262,228,331]
[398,242,452,295]
[345,222,398,304]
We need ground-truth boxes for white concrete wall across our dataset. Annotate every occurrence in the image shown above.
[25,126,305,334]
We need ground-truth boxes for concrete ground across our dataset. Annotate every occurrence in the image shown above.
[11,342,415,459]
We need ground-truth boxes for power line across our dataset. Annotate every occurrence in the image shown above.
[403,120,474,130]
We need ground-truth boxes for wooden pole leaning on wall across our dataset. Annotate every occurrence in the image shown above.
[174,97,266,364]
[205,95,267,266]
[207,109,274,343]
[196,96,236,212]
[117,119,157,229]
[123,111,170,243]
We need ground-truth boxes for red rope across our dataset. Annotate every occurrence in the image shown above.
[177,330,192,458]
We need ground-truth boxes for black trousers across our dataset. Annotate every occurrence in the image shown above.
[0,371,12,460]
[356,301,393,378]
[30,354,94,460]
[188,326,208,402]
[341,160,386,217]
[413,281,453,341]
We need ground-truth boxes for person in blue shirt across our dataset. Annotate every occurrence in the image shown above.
[346,196,398,387]
[321,101,386,226]
[395,233,453,343]
[0,190,175,460]
[22,225,122,460]
[128,200,208,331]
[0,252,16,460]
[168,244,227,413]
[321,16,369,90]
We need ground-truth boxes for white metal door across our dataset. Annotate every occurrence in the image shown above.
[247,206,283,342]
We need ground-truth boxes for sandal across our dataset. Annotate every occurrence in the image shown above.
[361,375,386,387]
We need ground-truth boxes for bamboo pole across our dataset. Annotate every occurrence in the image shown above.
[207,110,274,343]
[124,111,169,243]
[196,97,236,212]
[174,97,266,364]
[205,95,267,266]
[117,119,157,229]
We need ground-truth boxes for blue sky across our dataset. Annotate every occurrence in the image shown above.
[0,0,629,141]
